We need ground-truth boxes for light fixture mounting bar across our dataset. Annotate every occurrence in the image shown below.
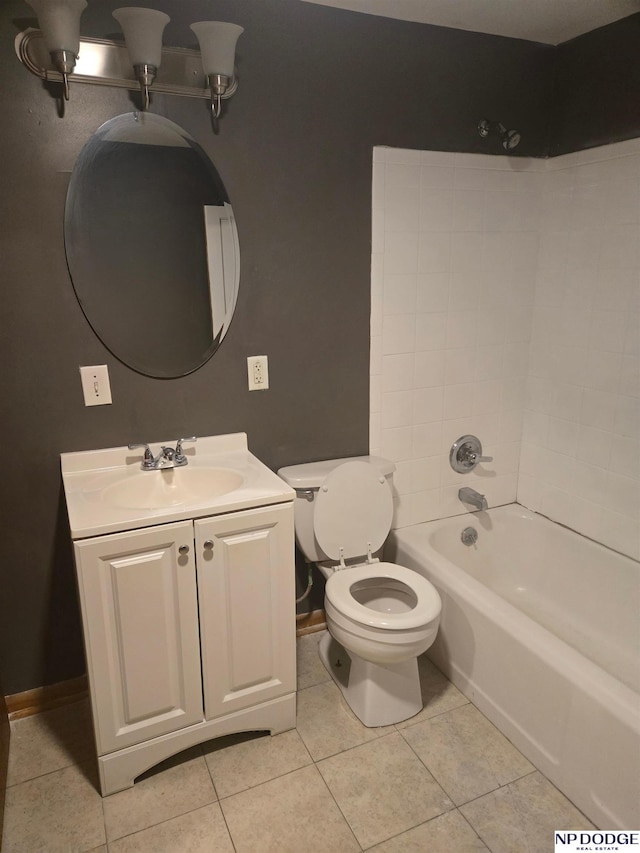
[15,28,238,101]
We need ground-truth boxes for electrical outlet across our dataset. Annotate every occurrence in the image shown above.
[80,364,112,406]
[247,355,269,391]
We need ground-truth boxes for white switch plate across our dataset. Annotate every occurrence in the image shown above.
[247,355,269,391]
[80,365,112,406]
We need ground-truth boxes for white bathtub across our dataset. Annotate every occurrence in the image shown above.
[387,504,640,830]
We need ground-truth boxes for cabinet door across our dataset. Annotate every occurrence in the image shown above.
[74,521,204,755]
[195,503,296,720]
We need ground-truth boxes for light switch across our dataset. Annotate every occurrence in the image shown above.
[80,365,112,406]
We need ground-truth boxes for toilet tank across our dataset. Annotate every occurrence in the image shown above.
[277,455,395,563]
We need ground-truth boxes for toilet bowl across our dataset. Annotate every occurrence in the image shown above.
[278,457,442,727]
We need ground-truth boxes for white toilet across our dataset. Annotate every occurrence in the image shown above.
[278,456,441,727]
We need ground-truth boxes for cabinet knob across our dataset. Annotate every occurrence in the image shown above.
[178,545,190,555]
[203,540,214,550]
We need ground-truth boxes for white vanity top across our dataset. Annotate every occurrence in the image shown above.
[61,432,294,539]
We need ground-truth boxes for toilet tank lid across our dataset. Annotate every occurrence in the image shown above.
[277,455,395,489]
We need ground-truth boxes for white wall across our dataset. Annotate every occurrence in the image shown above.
[370,141,639,560]
[370,146,541,528]
[519,141,640,561]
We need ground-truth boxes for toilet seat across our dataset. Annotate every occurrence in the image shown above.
[314,461,393,562]
[325,562,441,630]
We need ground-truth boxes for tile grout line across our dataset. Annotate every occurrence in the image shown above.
[312,760,365,852]
[104,800,225,850]
[201,748,239,852]
[394,723,460,808]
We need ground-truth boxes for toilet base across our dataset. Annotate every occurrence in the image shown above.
[318,632,423,727]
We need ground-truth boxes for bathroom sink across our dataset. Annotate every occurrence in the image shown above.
[100,467,244,510]
[61,432,295,539]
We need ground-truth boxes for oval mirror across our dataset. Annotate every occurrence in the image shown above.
[65,112,240,378]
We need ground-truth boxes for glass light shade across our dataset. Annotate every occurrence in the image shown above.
[27,0,87,54]
[113,8,170,68]
[190,22,243,78]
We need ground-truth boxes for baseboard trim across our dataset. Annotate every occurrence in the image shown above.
[6,675,88,721]
[6,613,327,719]
[296,608,326,636]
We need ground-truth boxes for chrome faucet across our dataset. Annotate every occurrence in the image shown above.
[129,437,197,470]
[458,487,488,511]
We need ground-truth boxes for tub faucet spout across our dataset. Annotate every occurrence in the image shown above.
[458,487,488,511]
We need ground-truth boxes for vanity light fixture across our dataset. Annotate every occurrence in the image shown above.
[25,0,87,101]
[190,22,244,119]
[112,7,169,112]
[15,6,243,126]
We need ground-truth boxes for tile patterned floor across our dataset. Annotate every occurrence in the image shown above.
[2,631,593,852]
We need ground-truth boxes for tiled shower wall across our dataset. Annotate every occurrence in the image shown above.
[518,142,640,561]
[370,142,639,560]
[370,146,542,528]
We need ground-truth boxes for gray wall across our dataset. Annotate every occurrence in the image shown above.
[551,13,640,156]
[0,0,614,695]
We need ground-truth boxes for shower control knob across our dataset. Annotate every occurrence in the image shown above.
[450,435,493,473]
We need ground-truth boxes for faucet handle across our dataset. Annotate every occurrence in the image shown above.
[468,451,493,465]
[450,435,492,473]
[128,443,156,469]
[128,442,152,460]
[175,436,197,462]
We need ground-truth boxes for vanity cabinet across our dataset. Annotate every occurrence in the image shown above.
[74,520,203,755]
[73,502,296,795]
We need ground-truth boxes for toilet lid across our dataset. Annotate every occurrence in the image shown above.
[325,562,442,629]
[313,461,393,561]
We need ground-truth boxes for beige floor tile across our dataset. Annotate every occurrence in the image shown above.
[220,764,360,853]
[395,655,469,730]
[317,731,453,849]
[108,803,234,853]
[400,703,534,805]
[2,761,105,852]
[370,809,488,852]
[103,750,216,842]
[296,630,332,690]
[296,680,391,761]
[460,771,594,853]
[204,728,312,798]
[7,699,95,786]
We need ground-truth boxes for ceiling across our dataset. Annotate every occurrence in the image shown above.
[300,0,640,45]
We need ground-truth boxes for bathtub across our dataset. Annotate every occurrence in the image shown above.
[387,504,640,830]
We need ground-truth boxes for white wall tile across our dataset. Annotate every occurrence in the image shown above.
[382,353,414,392]
[383,273,417,315]
[412,421,443,458]
[416,272,450,313]
[420,189,454,232]
[381,389,413,429]
[379,426,413,461]
[414,350,446,388]
[382,314,415,354]
[420,165,454,188]
[411,456,441,492]
[415,312,448,351]
[384,231,419,274]
[444,383,474,420]
[446,310,477,348]
[417,232,452,273]
[371,143,639,557]
[413,386,444,424]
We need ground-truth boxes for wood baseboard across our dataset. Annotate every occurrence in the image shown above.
[295,608,326,636]
[6,675,88,721]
